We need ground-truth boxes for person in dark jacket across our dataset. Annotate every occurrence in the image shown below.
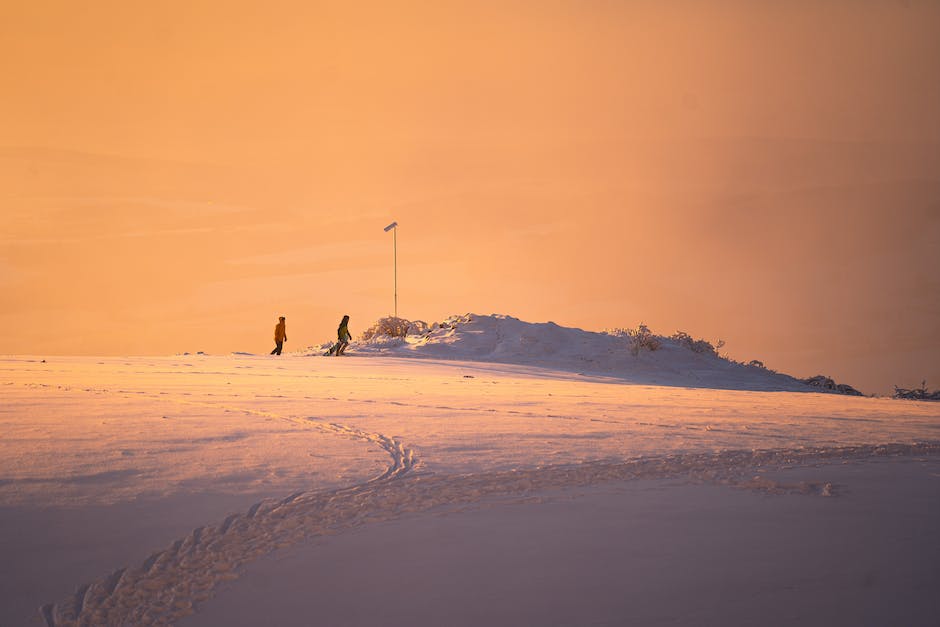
[335,315,351,356]
[271,316,287,355]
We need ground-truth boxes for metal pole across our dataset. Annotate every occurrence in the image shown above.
[383,221,399,318]
[393,226,398,318]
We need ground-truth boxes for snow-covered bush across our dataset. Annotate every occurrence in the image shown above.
[408,320,430,335]
[360,317,430,341]
[624,324,662,356]
[801,375,863,396]
[747,359,766,369]
[605,324,662,356]
[438,314,473,329]
[894,381,940,401]
[671,331,725,355]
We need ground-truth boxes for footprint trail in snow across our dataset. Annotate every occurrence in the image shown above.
[39,385,417,627]
[39,381,940,626]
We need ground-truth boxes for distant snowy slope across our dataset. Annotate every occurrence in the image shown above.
[314,314,812,392]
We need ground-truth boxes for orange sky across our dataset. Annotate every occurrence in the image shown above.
[1,0,938,394]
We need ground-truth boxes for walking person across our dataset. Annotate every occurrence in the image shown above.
[271,316,287,355]
[335,314,352,356]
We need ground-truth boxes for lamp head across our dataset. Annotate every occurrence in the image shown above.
[383,221,398,232]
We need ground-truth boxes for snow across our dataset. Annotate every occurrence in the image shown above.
[1,316,938,626]
[181,459,940,627]
[313,313,811,392]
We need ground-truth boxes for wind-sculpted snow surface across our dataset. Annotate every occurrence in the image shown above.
[41,442,940,626]
[35,392,417,626]
[3,355,939,626]
[334,314,813,392]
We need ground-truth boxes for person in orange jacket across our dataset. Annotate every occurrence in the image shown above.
[271,316,287,355]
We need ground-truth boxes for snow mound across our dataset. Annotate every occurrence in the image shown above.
[317,314,815,392]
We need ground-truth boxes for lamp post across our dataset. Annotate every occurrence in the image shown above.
[383,221,398,318]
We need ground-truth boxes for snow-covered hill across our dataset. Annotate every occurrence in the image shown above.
[312,314,810,392]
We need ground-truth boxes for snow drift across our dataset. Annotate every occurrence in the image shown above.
[312,314,813,392]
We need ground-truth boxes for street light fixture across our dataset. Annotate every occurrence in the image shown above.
[383,221,398,318]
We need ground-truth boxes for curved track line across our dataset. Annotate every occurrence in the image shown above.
[40,439,940,626]
[26,384,940,626]
[26,383,417,626]
[18,382,418,485]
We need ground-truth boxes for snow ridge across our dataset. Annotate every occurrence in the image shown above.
[324,314,812,392]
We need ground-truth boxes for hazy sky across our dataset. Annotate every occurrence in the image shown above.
[1,0,938,394]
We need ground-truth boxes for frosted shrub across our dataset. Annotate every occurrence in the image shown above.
[626,324,661,356]
[894,381,940,401]
[439,314,473,329]
[407,320,430,335]
[361,317,430,341]
[361,317,407,340]
[801,375,863,396]
[605,324,662,356]
[671,331,725,355]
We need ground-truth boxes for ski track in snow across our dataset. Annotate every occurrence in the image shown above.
[24,380,940,626]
